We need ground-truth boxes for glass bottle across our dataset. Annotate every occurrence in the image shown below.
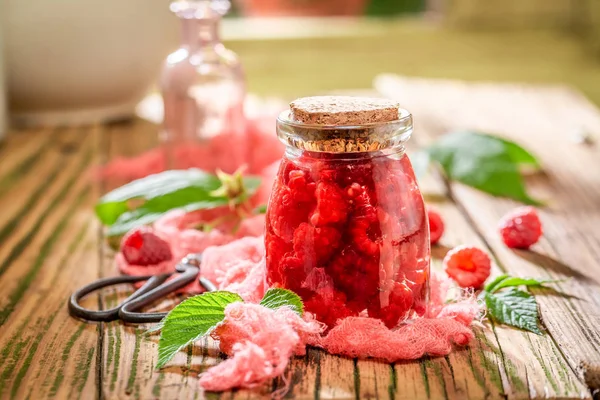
[160,0,246,168]
[265,97,430,329]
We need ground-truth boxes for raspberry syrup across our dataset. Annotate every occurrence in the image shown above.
[266,149,430,329]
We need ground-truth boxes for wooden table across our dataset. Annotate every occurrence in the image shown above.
[1,78,600,399]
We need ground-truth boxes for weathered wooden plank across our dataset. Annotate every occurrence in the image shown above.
[278,348,321,399]
[98,120,209,400]
[355,359,395,400]
[0,128,50,183]
[99,119,274,400]
[0,125,102,399]
[100,114,590,399]
[425,194,589,400]
[0,128,73,277]
[97,88,597,399]
[377,76,600,391]
[0,127,95,324]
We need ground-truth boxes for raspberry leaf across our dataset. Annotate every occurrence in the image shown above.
[157,291,243,369]
[487,276,561,293]
[426,131,542,205]
[484,288,542,334]
[260,288,304,316]
[96,169,261,236]
[484,274,510,293]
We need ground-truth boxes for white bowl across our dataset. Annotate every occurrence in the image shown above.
[4,0,179,127]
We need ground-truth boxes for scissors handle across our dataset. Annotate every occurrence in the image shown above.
[68,274,170,322]
[118,264,200,323]
[68,253,216,324]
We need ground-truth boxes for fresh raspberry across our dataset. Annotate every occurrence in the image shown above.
[498,206,543,249]
[326,246,379,307]
[267,183,312,242]
[427,206,444,245]
[443,245,491,289]
[375,171,425,239]
[280,159,299,185]
[279,255,308,293]
[120,226,172,266]
[304,290,356,328]
[288,169,316,203]
[397,241,428,287]
[347,184,378,221]
[310,181,348,226]
[336,161,374,188]
[367,282,413,329]
[265,233,292,285]
[293,223,342,264]
[348,218,381,256]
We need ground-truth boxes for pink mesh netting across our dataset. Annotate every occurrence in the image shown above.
[99,113,480,393]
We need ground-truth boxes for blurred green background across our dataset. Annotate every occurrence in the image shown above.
[225,0,600,105]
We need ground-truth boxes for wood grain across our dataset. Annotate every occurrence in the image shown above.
[0,78,599,399]
[377,75,600,390]
[0,126,102,399]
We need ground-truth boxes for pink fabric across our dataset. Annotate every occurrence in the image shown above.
[198,271,478,392]
[200,303,323,391]
[314,296,476,361]
[95,116,284,184]
[117,212,263,293]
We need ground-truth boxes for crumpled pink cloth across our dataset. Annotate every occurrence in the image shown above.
[96,115,285,184]
[116,207,269,293]
[200,303,323,392]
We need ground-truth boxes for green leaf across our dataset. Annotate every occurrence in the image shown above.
[95,169,261,237]
[157,291,243,369]
[253,204,268,215]
[498,137,541,169]
[427,131,542,205]
[484,274,510,293]
[260,288,304,316]
[484,289,542,334]
[488,277,560,293]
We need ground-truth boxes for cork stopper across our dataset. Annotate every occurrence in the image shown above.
[277,96,412,153]
[290,96,400,125]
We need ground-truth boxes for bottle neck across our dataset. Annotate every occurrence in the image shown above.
[181,17,221,50]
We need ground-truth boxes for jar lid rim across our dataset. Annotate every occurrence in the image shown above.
[276,109,412,130]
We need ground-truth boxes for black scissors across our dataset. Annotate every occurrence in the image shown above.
[68,253,216,324]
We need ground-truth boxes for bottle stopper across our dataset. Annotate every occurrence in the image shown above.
[290,96,400,125]
[278,96,411,153]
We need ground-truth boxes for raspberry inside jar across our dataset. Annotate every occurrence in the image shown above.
[265,97,430,329]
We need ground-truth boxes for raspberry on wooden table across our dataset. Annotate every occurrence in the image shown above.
[443,245,491,289]
[427,206,445,245]
[120,226,173,266]
[498,206,543,249]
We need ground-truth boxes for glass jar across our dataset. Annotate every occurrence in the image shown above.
[265,104,430,329]
[160,0,246,167]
